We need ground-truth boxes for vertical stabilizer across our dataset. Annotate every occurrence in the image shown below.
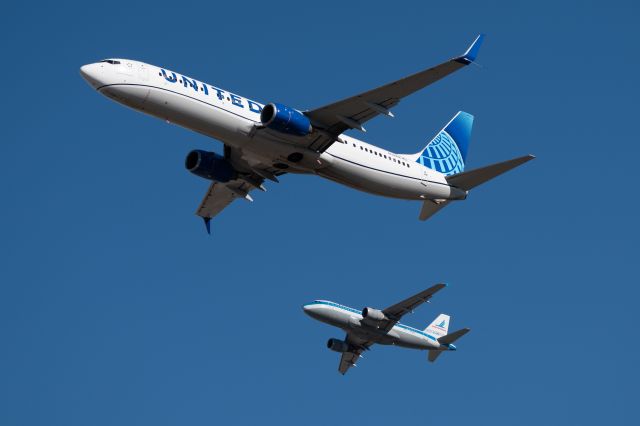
[424,313,450,338]
[413,111,474,176]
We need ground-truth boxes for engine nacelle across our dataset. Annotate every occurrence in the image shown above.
[185,150,236,182]
[260,103,312,136]
[327,338,351,353]
[362,307,387,322]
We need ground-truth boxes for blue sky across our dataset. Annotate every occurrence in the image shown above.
[1,1,638,425]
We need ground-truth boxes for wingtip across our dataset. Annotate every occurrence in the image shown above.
[203,217,211,235]
[456,33,485,64]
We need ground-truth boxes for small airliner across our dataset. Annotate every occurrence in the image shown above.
[303,284,469,374]
[80,34,533,232]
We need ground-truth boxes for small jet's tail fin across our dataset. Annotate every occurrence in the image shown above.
[408,111,474,176]
[424,314,450,338]
[446,154,535,191]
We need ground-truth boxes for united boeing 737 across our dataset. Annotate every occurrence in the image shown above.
[303,284,469,374]
[80,35,533,232]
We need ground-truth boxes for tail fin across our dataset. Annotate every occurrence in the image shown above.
[424,314,450,338]
[413,111,474,176]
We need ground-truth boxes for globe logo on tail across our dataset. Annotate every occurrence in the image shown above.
[418,131,465,176]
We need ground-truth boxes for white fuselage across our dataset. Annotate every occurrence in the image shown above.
[303,300,442,351]
[80,59,467,201]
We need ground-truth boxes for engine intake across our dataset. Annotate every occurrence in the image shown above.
[185,150,236,182]
[362,307,387,322]
[260,103,312,136]
[327,338,351,353]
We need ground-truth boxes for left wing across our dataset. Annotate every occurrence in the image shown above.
[303,34,484,152]
[338,333,373,375]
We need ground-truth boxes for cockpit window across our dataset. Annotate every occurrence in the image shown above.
[100,59,121,65]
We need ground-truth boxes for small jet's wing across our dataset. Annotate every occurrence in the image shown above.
[304,35,484,150]
[382,283,447,322]
[338,333,373,375]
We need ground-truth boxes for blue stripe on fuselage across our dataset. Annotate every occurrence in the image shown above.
[305,300,437,341]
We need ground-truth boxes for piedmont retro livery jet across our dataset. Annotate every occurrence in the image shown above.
[303,284,469,375]
[80,34,533,232]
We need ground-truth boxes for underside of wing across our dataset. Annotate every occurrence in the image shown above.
[193,145,287,232]
[338,333,373,375]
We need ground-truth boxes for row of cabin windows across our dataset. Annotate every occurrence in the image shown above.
[352,143,410,168]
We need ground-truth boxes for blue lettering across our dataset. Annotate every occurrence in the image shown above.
[181,76,199,92]
[230,94,244,108]
[248,100,262,113]
[212,87,225,101]
[202,84,209,95]
[160,69,177,83]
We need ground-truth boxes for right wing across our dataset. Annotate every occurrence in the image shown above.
[194,145,287,233]
[338,333,373,375]
[195,180,255,233]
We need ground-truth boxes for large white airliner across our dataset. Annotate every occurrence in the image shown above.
[303,284,469,374]
[80,35,533,232]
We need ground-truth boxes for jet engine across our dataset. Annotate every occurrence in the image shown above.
[185,150,236,182]
[362,307,387,322]
[260,103,312,136]
[327,338,351,353]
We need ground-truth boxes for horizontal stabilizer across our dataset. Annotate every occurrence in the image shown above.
[446,154,535,191]
[428,350,443,363]
[437,328,471,345]
[418,200,451,221]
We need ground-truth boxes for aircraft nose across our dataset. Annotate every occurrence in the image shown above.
[80,63,102,88]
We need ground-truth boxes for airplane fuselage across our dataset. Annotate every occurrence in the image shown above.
[80,59,467,201]
[303,300,443,351]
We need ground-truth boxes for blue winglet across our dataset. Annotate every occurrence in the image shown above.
[455,34,485,64]
[203,217,211,235]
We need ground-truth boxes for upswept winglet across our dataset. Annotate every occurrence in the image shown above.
[455,34,485,64]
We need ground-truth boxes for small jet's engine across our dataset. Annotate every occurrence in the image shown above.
[260,103,312,136]
[185,150,236,182]
[327,338,351,353]
[362,307,387,322]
